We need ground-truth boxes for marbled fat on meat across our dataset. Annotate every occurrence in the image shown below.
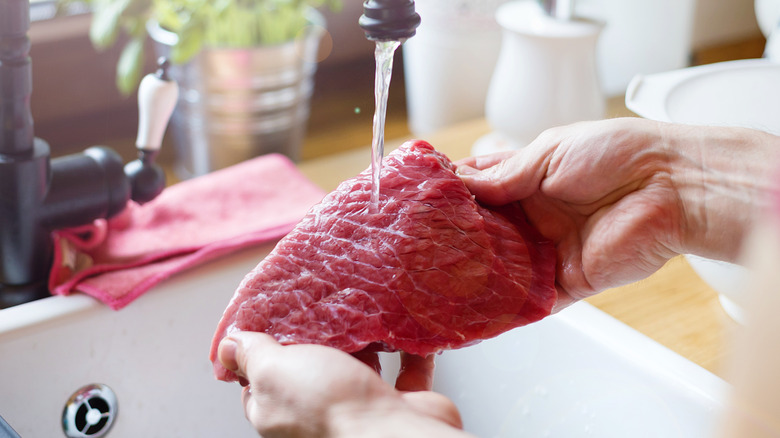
[210,140,557,382]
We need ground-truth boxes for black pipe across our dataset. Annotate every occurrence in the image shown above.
[41,147,131,229]
[0,0,51,305]
[0,0,35,155]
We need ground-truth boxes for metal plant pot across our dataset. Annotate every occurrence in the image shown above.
[148,10,325,179]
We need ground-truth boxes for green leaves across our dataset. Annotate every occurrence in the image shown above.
[116,36,145,95]
[170,19,205,64]
[89,0,133,49]
[61,0,342,93]
[156,0,321,50]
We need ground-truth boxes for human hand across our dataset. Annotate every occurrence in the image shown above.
[217,332,472,438]
[457,118,780,309]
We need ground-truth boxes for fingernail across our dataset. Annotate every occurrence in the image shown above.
[219,337,239,372]
[456,164,479,176]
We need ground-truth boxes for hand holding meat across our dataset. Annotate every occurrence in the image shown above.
[211,141,557,381]
[211,119,780,437]
[217,332,472,438]
[458,117,780,309]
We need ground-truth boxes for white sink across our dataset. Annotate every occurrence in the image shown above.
[0,243,727,437]
[383,302,727,437]
[626,58,780,135]
[0,246,273,437]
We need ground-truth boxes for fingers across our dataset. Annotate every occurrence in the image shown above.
[457,144,554,206]
[551,289,577,314]
[218,331,281,386]
[455,151,514,171]
[220,335,463,435]
[395,353,435,391]
[401,391,464,430]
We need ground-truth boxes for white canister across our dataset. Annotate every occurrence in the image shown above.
[576,0,696,97]
[756,0,780,61]
[402,0,509,137]
[755,0,780,38]
[475,0,604,154]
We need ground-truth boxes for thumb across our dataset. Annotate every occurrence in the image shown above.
[218,332,280,382]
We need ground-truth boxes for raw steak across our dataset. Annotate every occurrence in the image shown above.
[210,140,557,382]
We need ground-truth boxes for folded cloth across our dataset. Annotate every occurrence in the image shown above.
[49,154,325,310]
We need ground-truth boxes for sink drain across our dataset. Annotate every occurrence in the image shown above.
[62,384,118,437]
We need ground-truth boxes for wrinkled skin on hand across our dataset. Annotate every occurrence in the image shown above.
[457,118,780,309]
[218,332,474,438]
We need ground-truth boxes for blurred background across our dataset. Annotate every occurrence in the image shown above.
[27,0,766,168]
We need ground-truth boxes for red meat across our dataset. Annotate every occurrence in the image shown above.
[210,140,557,382]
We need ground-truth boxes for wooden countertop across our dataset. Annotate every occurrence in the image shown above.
[297,106,739,380]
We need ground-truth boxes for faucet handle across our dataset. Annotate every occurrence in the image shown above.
[136,57,179,153]
[125,57,179,204]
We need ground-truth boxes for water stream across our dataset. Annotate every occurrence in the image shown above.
[370,40,401,211]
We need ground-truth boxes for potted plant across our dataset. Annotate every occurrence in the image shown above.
[64,0,342,178]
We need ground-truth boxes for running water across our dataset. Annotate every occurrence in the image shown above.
[370,40,401,211]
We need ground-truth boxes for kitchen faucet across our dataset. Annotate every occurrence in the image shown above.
[0,0,178,308]
[359,0,421,41]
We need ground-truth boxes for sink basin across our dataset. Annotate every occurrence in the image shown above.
[1,243,727,436]
[0,245,273,437]
[382,302,727,437]
[625,58,780,135]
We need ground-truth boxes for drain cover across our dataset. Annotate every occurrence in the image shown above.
[62,384,118,437]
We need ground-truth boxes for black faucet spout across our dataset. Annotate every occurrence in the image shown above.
[359,0,421,42]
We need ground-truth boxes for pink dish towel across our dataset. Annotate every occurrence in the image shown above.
[49,154,325,310]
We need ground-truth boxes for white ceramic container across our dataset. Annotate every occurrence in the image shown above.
[402,0,508,137]
[474,0,604,155]
[575,0,696,96]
